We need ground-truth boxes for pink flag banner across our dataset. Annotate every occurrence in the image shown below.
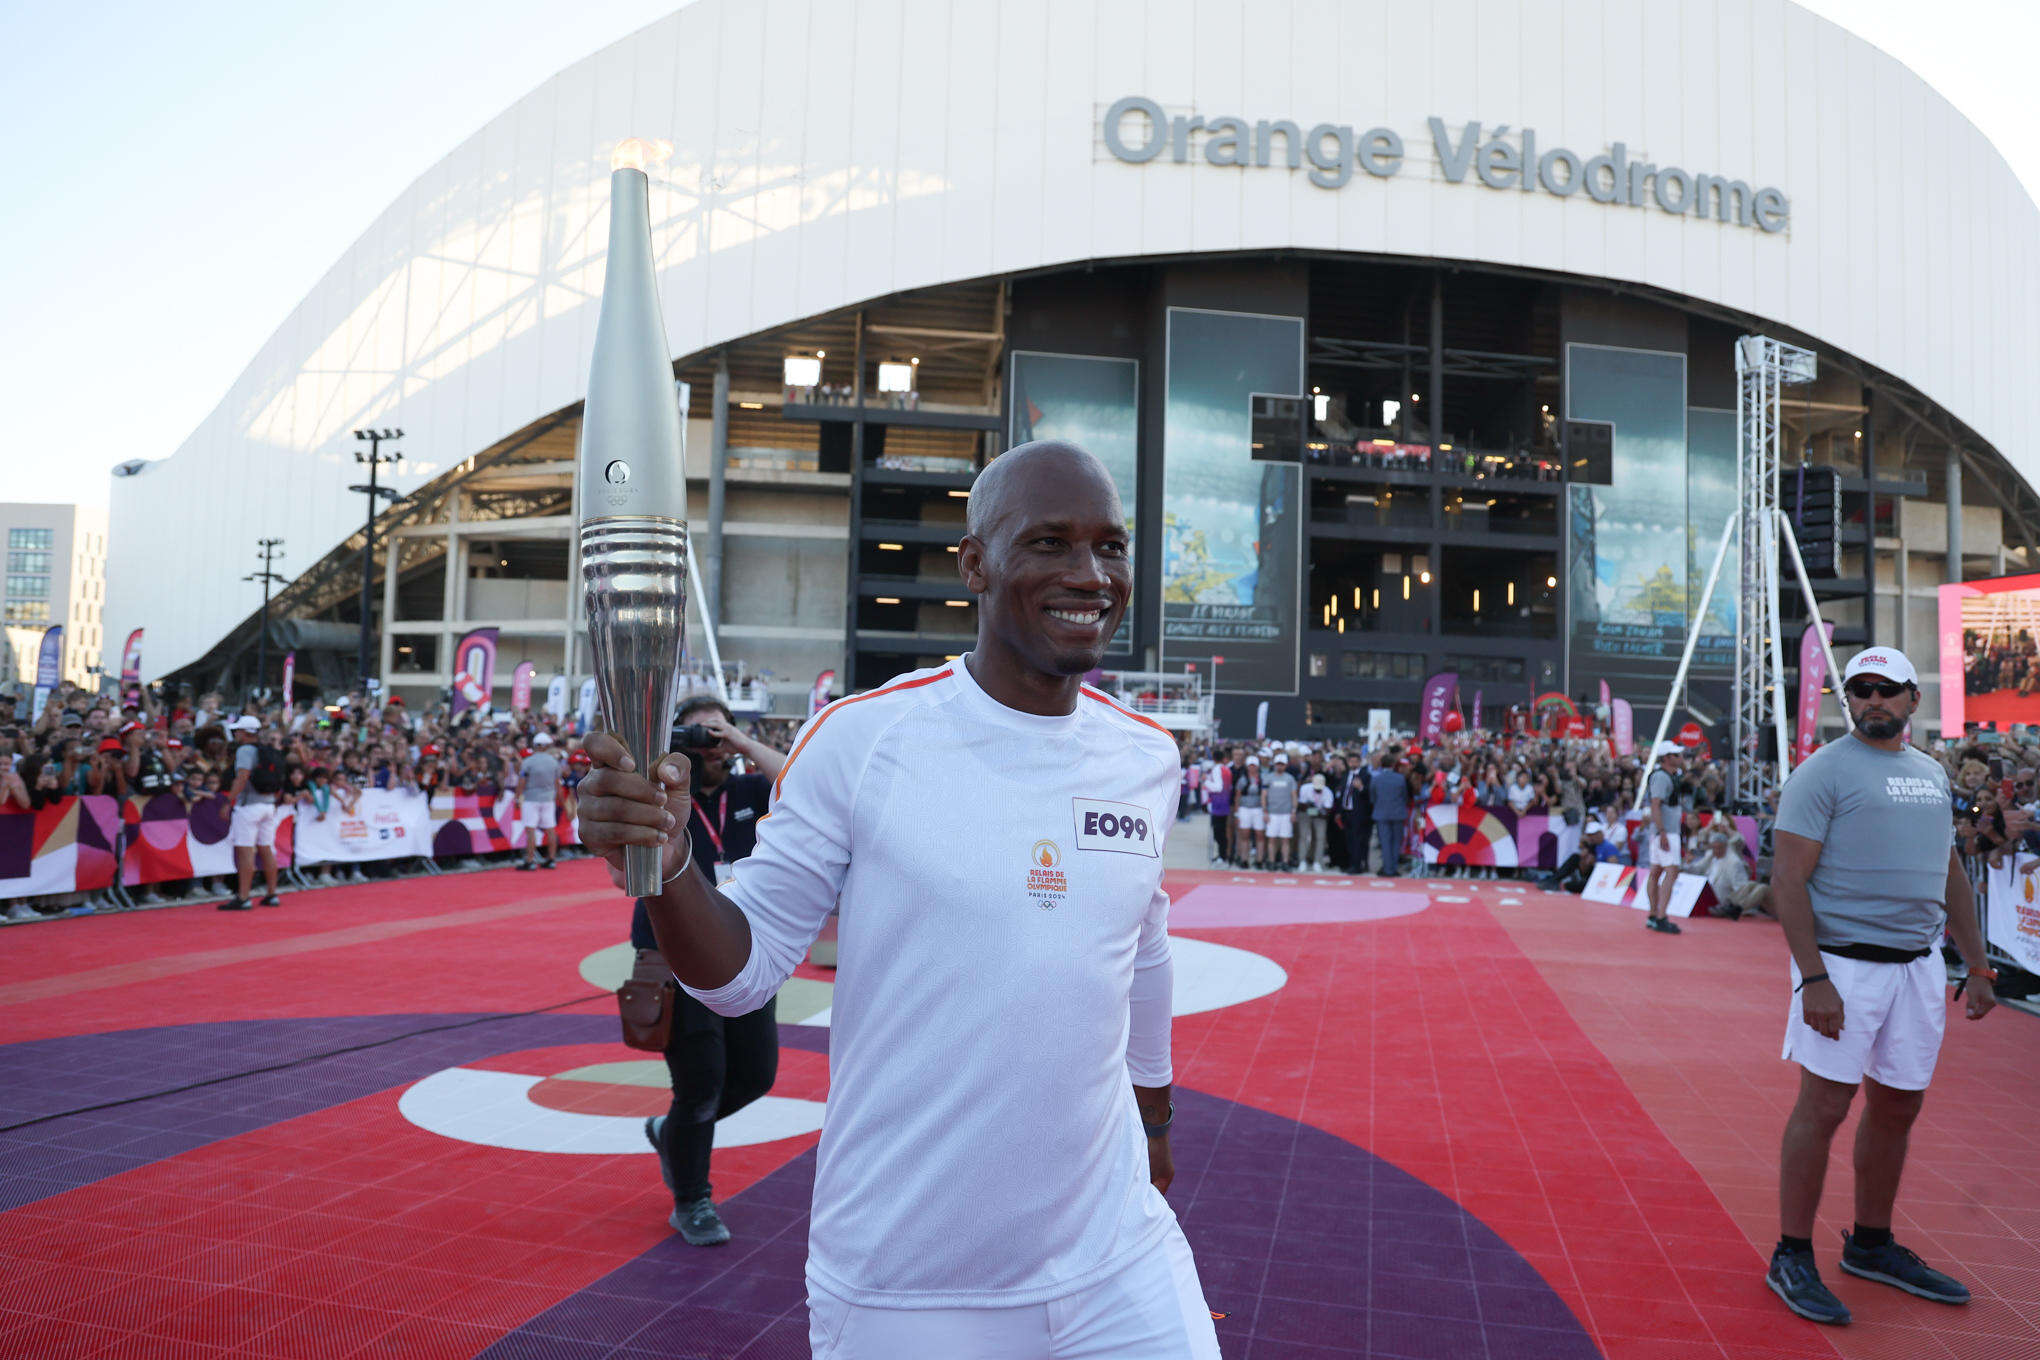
[120,629,144,684]
[810,669,836,717]
[1795,622,1834,766]
[1471,689,1483,732]
[1610,698,1635,755]
[511,661,536,712]
[1418,672,1459,745]
[281,651,295,702]
[450,627,499,715]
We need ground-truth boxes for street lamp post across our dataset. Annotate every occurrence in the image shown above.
[351,429,404,695]
[241,537,286,701]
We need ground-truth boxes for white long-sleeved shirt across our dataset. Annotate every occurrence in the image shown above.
[684,656,1182,1309]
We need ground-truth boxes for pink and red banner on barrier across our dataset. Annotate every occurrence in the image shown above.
[0,788,583,897]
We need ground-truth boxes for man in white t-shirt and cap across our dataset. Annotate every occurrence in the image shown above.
[221,716,287,911]
[1763,645,1998,1326]
[515,733,563,871]
[1643,739,1686,934]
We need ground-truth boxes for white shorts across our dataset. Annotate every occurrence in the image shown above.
[520,800,557,832]
[1647,833,1682,868]
[1235,807,1265,831]
[808,1221,1220,1360]
[1264,812,1294,839]
[1783,951,1947,1091]
[229,800,283,850]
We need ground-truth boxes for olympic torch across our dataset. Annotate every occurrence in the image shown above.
[579,137,687,897]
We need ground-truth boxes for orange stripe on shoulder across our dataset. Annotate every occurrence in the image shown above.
[772,668,954,800]
[1082,687,1172,737]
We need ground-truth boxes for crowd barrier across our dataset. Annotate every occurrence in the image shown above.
[0,790,581,898]
[1418,806,1763,871]
[1982,853,2040,977]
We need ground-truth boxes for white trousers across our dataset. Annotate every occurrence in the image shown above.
[808,1221,1221,1359]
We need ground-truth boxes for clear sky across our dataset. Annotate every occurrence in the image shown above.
[1,0,2035,510]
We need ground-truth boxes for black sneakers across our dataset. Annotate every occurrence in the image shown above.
[259,894,282,908]
[514,861,535,872]
[1767,1247,1850,1325]
[217,897,252,912]
[644,1116,674,1192]
[539,858,557,869]
[671,1196,730,1247]
[1839,1232,1971,1304]
[1645,914,1683,934]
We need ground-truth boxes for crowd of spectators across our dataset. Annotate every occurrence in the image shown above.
[0,680,792,923]
[1178,728,1773,905]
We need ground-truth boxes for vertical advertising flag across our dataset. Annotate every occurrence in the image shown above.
[1255,701,1269,739]
[119,629,144,685]
[1598,679,1611,721]
[545,674,568,718]
[511,661,536,713]
[809,669,836,717]
[1611,698,1635,755]
[32,625,63,717]
[577,677,598,732]
[450,628,499,716]
[1795,622,1835,766]
[1471,689,1483,732]
[280,651,295,704]
[1418,672,1460,746]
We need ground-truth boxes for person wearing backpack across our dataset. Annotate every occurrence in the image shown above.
[222,715,287,911]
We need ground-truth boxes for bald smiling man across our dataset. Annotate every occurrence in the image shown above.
[578,442,1221,1359]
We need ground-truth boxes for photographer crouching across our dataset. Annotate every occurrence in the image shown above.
[633,697,785,1246]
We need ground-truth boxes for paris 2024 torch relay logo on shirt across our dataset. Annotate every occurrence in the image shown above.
[1026,840,1067,908]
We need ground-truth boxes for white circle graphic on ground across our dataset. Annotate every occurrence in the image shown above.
[580,934,1284,1026]
[398,1062,825,1154]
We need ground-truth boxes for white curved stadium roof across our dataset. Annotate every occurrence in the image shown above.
[109,0,2040,678]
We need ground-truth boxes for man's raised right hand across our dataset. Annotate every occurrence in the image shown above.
[575,731,692,894]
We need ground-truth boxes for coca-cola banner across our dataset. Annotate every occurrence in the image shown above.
[450,628,499,715]
[1418,671,1459,745]
[1795,622,1834,766]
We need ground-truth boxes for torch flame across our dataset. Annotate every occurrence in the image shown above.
[611,137,673,173]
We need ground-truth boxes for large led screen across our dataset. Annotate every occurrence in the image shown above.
[1160,308,1305,695]
[1008,351,1140,657]
[1939,571,2040,733]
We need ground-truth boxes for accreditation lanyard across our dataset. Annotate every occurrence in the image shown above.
[692,786,730,860]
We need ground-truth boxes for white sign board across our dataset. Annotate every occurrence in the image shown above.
[1581,862,1633,904]
[1985,853,2040,976]
[1367,709,1392,747]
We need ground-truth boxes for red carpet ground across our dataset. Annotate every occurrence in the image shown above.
[1,860,2035,1359]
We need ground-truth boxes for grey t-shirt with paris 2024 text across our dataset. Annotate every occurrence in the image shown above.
[1773,735,1954,952]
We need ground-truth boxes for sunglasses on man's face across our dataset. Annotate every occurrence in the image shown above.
[1844,678,1908,700]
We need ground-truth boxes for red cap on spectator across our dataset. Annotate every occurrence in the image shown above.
[421,743,441,756]
[569,750,591,765]
[388,696,405,705]
[97,736,123,753]
[519,747,532,759]
[166,739,184,749]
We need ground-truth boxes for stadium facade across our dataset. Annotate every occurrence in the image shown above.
[105,0,2040,738]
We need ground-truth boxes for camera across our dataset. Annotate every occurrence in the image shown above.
[672,723,719,751]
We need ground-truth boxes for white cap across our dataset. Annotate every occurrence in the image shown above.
[1843,647,1918,688]
[1653,740,1684,760]
[231,715,261,733]
[1246,755,1261,765]
[1584,819,1608,835]
[533,732,552,746]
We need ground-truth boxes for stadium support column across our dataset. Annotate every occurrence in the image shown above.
[1946,445,1963,588]
[1862,387,1877,641]
[1428,271,1444,445]
[706,353,730,629]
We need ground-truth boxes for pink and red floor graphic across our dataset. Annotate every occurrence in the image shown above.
[2,860,2035,1359]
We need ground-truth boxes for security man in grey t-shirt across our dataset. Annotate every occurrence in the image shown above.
[1762,647,1997,1327]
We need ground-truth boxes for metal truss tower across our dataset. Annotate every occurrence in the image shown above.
[1638,335,1850,814]
[1731,337,1816,805]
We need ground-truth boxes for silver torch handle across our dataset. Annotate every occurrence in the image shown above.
[581,516,689,897]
